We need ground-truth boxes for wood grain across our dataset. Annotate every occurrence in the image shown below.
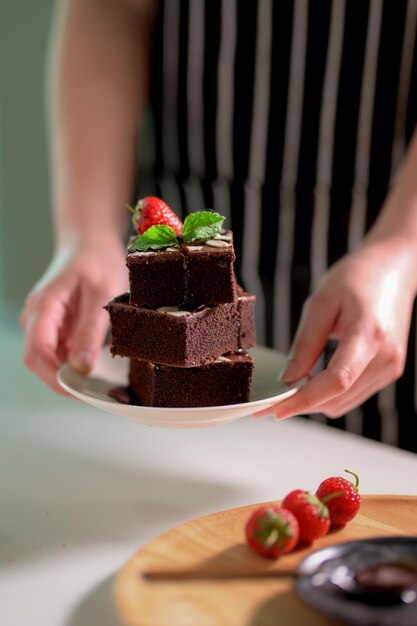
[114,495,417,626]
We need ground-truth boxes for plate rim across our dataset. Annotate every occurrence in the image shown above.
[56,345,306,425]
[57,365,306,414]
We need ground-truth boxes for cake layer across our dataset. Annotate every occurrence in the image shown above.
[126,231,236,308]
[106,289,256,367]
[129,352,254,407]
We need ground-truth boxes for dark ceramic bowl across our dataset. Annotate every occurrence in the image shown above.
[296,536,417,626]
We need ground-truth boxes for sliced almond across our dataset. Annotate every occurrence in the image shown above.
[157,306,180,313]
[214,233,232,242]
[215,356,231,363]
[167,310,191,317]
[185,245,203,251]
[164,246,180,252]
[205,239,230,248]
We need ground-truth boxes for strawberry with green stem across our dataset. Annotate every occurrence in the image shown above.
[315,469,361,527]
[245,505,299,558]
[281,490,332,543]
[128,196,183,236]
[128,205,226,252]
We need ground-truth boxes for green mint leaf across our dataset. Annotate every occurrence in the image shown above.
[182,211,225,244]
[129,225,178,251]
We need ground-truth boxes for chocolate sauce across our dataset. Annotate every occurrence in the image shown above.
[354,561,417,594]
[179,243,193,308]
[108,386,140,405]
[237,296,242,349]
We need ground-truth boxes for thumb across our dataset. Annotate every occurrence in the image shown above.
[282,293,339,383]
[67,284,110,375]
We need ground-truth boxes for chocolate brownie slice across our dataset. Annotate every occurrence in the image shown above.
[126,231,236,308]
[129,352,254,407]
[105,289,255,367]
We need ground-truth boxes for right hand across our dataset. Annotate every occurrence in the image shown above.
[21,235,129,394]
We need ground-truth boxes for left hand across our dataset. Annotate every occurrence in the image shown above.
[256,238,417,420]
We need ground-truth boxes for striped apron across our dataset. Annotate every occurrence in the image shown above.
[136,0,417,452]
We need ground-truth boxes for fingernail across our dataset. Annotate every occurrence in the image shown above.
[69,351,93,375]
[280,360,301,384]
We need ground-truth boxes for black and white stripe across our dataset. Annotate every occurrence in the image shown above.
[144,0,417,452]
[183,0,206,212]
[160,0,183,213]
[379,0,417,449]
[241,0,273,345]
[274,0,307,353]
[213,0,236,225]
[308,0,346,425]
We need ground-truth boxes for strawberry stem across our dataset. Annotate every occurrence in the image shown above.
[344,469,360,491]
[264,527,279,549]
[320,490,346,504]
[126,203,135,215]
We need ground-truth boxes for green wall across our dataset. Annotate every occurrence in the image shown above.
[0,0,55,310]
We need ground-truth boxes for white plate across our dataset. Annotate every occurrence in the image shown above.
[57,346,305,429]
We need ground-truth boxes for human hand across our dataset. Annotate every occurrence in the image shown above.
[256,239,417,420]
[21,235,129,393]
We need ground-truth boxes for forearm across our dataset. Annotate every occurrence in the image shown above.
[47,0,154,248]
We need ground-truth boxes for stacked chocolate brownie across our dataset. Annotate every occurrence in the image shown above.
[106,231,256,407]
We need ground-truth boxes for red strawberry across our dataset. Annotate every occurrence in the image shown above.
[129,196,183,236]
[315,469,361,527]
[282,490,330,543]
[245,505,299,558]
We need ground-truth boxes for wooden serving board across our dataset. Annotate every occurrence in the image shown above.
[114,496,417,626]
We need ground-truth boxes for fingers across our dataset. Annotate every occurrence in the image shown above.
[20,291,38,330]
[263,323,380,421]
[23,295,70,394]
[281,293,340,383]
[312,348,404,418]
[67,282,110,374]
[255,245,414,423]
[313,381,383,418]
[21,240,128,394]
[23,280,110,390]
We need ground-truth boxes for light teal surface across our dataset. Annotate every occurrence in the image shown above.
[0,0,55,309]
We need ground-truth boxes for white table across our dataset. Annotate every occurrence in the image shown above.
[1,318,417,626]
